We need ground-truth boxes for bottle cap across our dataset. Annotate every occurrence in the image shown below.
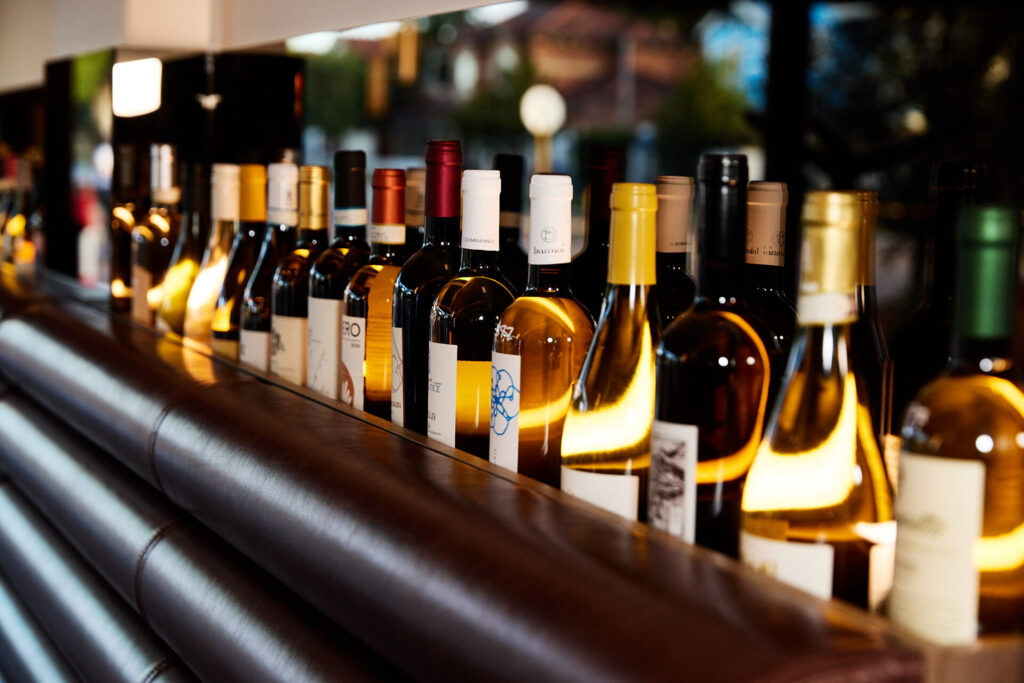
[267,163,299,226]
[332,150,366,208]
[299,165,330,230]
[528,174,573,265]
[426,140,462,219]
[461,169,500,251]
[655,175,694,254]
[405,167,426,227]
[797,191,861,324]
[370,168,406,246]
[239,164,267,222]
[930,161,987,193]
[833,190,878,286]
[695,154,748,273]
[608,182,657,285]
[585,144,626,223]
[698,154,748,186]
[150,143,180,205]
[746,181,787,267]
[211,163,240,221]
[955,205,1019,340]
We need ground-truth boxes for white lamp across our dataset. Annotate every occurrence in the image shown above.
[112,58,162,117]
[519,84,566,173]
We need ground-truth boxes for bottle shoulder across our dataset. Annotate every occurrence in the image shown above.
[660,303,776,360]
[311,244,369,277]
[903,374,1024,445]
[395,244,455,286]
[433,274,515,314]
[495,296,595,349]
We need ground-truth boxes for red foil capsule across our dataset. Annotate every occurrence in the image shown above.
[371,168,406,226]
[425,139,462,219]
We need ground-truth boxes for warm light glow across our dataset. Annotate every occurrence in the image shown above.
[561,325,655,459]
[742,371,858,512]
[112,206,135,227]
[111,278,129,298]
[975,520,1024,572]
[146,284,164,310]
[519,84,567,138]
[112,58,162,117]
[184,256,229,342]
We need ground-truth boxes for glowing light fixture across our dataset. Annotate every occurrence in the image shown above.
[519,84,566,173]
[112,58,162,117]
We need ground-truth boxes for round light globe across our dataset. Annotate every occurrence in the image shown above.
[519,84,566,138]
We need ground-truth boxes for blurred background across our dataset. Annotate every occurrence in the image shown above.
[2,0,1024,339]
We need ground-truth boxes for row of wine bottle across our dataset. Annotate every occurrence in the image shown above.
[111,141,1023,646]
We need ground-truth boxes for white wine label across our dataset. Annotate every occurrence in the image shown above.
[891,452,984,645]
[489,351,521,471]
[340,314,366,410]
[528,199,572,265]
[391,326,404,426]
[797,292,858,325]
[648,421,699,543]
[239,329,270,371]
[561,467,640,521]
[131,264,152,325]
[334,208,367,227]
[427,341,458,446]
[746,201,785,266]
[307,296,342,399]
[739,531,834,600]
[270,314,307,385]
[369,222,405,246]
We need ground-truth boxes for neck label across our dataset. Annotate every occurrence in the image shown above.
[462,188,500,251]
[528,199,572,265]
[746,201,785,266]
[334,207,367,227]
[797,292,857,325]
[369,222,406,246]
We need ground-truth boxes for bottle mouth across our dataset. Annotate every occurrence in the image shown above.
[610,182,657,211]
[697,154,748,185]
[425,140,462,167]
[530,174,573,202]
[372,169,406,225]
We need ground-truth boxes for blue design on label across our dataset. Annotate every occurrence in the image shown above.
[490,367,519,435]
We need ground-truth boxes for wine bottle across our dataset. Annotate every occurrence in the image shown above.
[649,155,779,557]
[240,162,298,371]
[184,163,240,343]
[893,205,1024,644]
[307,151,371,399]
[0,158,31,264]
[490,174,595,486]
[157,162,209,334]
[740,190,895,611]
[392,140,463,432]
[404,167,425,256]
[212,164,266,360]
[428,170,516,456]
[745,181,796,356]
[111,144,147,312]
[494,153,527,294]
[561,182,660,520]
[271,165,329,385]
[654,175,696,327]
[341,169,407,417]
[131,144,180,326]
[570,144,626,321]
[891,162,986,425]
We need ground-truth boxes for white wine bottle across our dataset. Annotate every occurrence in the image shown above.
[561,182,660,520]
[893,205,1024,644]
[490,174,595,486]
[740,191,895,611]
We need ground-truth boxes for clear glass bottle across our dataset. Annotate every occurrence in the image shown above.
[561,182,660,521]
[156,162,208,334]
[490,174,594,486]
[740,191,895,611]
[131,145,180,327]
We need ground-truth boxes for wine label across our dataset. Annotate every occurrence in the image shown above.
[739,531,835,600]
[334,208,367,227]
[369,222,405,246]
[270,314,307,385]
[131,264,152,325]
[340,314,366,409]
[797,292,858,325]
[746,201,785,266]
[561,467,640,521]
[391,326,404,426]
[239,329,270,371]
[528,200,572,265]
[869,529,896,612]
[648,420,699,543]
[489,351,522,471]
[427,341,458,446]
[890,452,985,645]
[307,296,342,399]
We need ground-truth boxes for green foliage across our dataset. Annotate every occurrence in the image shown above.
[303,50,367,137]
[655,57,758,175]
[451,60,535,146]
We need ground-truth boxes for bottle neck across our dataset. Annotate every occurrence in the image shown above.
[333,224,366,245]
[950,337,1015,378]
[695,182,747,300]
[585,217,610,250]
[526,262,572,294]
[424,214,460,248]
[460,247,500,273]
[926,191,963,311]
[272,223,297,258]
[746,261,785,293]
[371,240,405,261]
[297,226,327,249]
